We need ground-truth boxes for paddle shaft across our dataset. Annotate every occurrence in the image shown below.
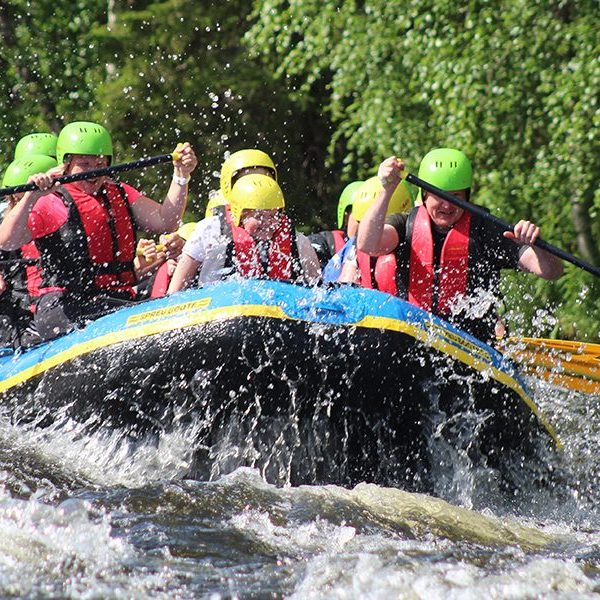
[405,173,600,279]
[0,258,37,266]
[0,153,175,198]
[0,258,39,267]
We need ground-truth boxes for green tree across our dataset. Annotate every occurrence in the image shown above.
[0,0,336,228]
[247,0,600,339]
[0,0,106,150]
[90,0,336,226]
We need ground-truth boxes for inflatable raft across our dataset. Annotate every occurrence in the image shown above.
[0,280,559,490]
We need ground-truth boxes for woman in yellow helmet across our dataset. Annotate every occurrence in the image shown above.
[219,149,277,201]
[197,174,320,284]
[168,149,281,293]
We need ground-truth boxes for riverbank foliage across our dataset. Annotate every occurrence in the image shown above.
[0,0,597,338]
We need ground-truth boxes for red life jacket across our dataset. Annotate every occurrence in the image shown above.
[331,230,347,254]
[21,241,42,299]
[356,249,398,295]
[230,216,299,281]
[150,261,172,299]
[408,204,471,315]
[36,182,137,297]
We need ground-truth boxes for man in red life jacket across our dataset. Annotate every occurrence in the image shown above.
[198,174,320,284]
[357,149,563,342]
[0,121,197,341]
[168,149,279,293]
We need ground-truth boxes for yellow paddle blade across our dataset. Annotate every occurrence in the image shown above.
[514,337,600,357]
[503,337,600,395]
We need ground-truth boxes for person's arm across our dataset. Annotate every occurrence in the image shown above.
[504,220,564,280]
[356,156,403,256]
[296,233,321,284]
[167,253,201,293]
[337,242,359,284]
[132,142,198,234]
[0,172,56,250]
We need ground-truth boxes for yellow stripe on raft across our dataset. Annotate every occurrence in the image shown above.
[0,304,287,393]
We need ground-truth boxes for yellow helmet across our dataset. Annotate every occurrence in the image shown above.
[220,149,277,201]
[205,190,228,219]
[351,176,413,223]
[177,222,198,241]
[230,174,285,226]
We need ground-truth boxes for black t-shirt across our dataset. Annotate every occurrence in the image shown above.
[0,249,22,294]
[0,249,29,312]
[386,208,521,341]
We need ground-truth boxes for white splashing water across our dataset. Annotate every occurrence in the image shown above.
[0,489,175,598]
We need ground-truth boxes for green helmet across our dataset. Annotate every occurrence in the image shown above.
[417,148,472,201]
[2,155,58,188]
[336,181,363,229]
[56,121,113,164]
[14,133,58,160]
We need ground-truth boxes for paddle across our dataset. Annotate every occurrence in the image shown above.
[0,152,180,198]
[405,173,600,279]
[501,336,600,394]
[0,258,38,267]
[511,336,600,356]
[136,243,165,257]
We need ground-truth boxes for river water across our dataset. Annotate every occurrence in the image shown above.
[0,376,598,599]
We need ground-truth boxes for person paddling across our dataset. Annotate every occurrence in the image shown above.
[0,154,59,349]
[0,121,197,341]
[326,175,413,287]
[357,149,563,341]
[135,226,190,299]
[198,174,320,285]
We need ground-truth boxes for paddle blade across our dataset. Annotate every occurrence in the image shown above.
[503,337,600,395]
